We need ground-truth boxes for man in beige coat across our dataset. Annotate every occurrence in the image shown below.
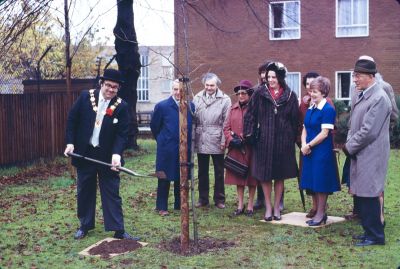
[343,57,391,246]
[193,73,231,209]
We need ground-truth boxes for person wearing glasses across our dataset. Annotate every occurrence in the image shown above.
[223,80,258,216]
[244,62,299,221]
[64,69,139,241]
[343,57,391,246]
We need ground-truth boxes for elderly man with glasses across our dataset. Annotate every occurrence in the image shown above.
[64,68,139,241]
[343,57,391,246]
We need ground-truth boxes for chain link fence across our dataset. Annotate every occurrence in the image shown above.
[0,72,24,94]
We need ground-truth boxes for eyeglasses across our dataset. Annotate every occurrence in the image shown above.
[236,92,248,96]
[104,82,119,90]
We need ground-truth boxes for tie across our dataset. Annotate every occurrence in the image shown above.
[358,91,363,99]
[90,99,107,147]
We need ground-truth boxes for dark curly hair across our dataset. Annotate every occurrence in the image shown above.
[265,62,288,89]
[302,71,320,88]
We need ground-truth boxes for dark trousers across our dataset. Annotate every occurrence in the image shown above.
[156,179,180,211]
[256,184,264,203]
[353,196,361,215]
[355,195,385,243]
[76,147,124,232]
[197,153,225,205]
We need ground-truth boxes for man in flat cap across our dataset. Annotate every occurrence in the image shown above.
[64,69,139,240]
[343,57,392,246]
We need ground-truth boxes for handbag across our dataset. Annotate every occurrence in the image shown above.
[224,154,249,178]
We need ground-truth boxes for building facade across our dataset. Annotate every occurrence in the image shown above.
[175,0,400,100]
[136,46,175,113]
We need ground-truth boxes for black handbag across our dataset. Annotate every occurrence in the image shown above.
[224,154,249,178]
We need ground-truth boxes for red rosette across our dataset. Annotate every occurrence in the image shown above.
[106,108,113,116]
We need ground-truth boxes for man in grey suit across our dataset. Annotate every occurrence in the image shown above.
[343,57,392,246]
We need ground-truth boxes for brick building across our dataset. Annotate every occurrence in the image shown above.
[174,0,400,101]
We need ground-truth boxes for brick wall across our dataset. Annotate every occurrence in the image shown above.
[175,0,400,99]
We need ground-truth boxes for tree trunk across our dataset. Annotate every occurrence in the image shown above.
[64,0,72,105]
[64,0,75,179]
[179,80,190,253]
[114,0,141,149]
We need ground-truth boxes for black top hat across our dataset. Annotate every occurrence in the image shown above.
[100,69,124,84]
[354,59,377,74]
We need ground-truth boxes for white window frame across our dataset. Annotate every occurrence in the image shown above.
[335,71,352,101]
[269,0,301,40]
[286,72,301,99]
[161,79,173,93]
[137,54,149,102]
[336,0,369,38]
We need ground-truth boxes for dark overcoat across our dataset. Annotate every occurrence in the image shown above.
[150,97,194,181]
[243,84,299,181]
[65,89,129,167]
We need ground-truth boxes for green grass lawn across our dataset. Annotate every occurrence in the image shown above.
[1,140,399,268]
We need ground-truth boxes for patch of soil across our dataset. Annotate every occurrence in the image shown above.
[0,161,67,188]
[158,236,235,256]
[88,239,142,259]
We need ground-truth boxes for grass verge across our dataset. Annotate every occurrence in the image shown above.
[0,140,399,268]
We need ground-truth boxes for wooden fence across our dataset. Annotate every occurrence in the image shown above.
[0,91,81,166]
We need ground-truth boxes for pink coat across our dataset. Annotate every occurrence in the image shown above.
[223,102,257,186]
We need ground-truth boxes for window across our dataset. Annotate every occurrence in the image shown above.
[137,55,149,102]
[336,0,369,37]
[161,57,173,93]
[336,71,352,101]
[269,1,301,40]
[286,72,301,98]
[162,80,173,93]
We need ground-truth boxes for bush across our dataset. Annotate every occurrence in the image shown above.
[333,95,400,149]
[389,95,400,148]
[333,99,350,146]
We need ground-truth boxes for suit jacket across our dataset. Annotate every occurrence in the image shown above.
[150,96,194,181]
[65,89,129,167]
[346,82,391,197]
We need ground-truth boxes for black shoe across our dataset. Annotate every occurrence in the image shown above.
[273,215,282,221]
[264,216,273,221]
[113,231,141,241]
[352,234,367,240]
[308,214,328,227]
[245,210,254,217]
[233,208,244,216]
[74,229,87,240]
[355,239,385,247]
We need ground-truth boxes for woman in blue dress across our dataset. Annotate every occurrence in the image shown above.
[300,76,340,226]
